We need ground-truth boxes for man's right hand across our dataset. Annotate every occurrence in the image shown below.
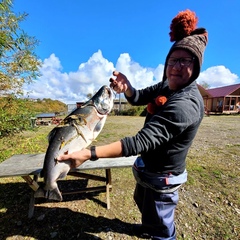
[109,71,134,97]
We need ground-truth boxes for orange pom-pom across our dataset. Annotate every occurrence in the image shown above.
[147,103,156,114]
[155,96,167,106]
[169,9,198,42]
[147,96,168,114]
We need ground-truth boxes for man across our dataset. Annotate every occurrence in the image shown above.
[57,9,208,239]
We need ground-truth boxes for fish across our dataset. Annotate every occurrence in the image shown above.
[34,85,114,201]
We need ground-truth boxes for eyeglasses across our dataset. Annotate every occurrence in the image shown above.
[167,57,195,67]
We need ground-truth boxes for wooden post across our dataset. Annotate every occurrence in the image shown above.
[105,169,112,209]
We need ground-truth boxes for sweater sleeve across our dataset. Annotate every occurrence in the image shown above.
[121,90,203,157]
[125,82,165,106]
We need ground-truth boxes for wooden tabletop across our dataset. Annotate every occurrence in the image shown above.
[0,154,136,178]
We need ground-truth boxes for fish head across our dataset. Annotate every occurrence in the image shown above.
[83,85,114,115]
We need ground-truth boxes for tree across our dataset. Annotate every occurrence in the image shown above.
[87,93,93,99]
[0,0,41,96]
[0,0,42,137]
[199,81,210,89]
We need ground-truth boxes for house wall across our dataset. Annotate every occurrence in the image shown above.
[203,97,212,112]
[205,96,240,114]
[223,96,239,112]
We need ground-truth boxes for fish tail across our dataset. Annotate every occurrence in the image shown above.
[34,187,63,201]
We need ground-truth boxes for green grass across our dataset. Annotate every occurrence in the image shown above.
[0,115,240,239]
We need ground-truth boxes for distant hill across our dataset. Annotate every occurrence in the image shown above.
[27,98,67,114]
[0,97,67,115]
[0,97,68,136]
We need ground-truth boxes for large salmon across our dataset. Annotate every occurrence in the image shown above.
[34,85,114,201]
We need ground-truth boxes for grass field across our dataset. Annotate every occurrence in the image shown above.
[0,115,239,239]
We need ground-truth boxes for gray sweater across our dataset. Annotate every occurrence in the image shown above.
[121,80,204,175]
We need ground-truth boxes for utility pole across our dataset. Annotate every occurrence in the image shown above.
[118,93,121,114]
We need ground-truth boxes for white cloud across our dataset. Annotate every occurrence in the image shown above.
[116,53,157,89]
[68,50,115,97]
[40,53,62,72]
[197,66,239,88]
[24,50,115,103]
[24,52,240,104]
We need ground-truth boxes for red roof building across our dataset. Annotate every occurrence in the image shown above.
[199,83,240,114]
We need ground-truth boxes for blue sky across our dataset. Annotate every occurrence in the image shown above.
[13,0,240,103]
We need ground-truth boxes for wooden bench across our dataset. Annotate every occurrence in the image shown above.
[0,154,136,218]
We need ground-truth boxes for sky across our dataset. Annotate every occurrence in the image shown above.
[12,0,240,104]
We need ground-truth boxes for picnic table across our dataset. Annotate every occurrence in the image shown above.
[0,154,136,218]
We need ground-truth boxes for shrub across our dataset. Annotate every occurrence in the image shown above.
[0,96,34,137]
[121,106,146,116]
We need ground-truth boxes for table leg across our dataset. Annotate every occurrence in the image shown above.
[22,174,39,218]
[105,169,112,209]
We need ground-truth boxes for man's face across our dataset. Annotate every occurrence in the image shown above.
[166,49,195,91]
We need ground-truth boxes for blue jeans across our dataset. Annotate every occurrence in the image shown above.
[134,183,179,240]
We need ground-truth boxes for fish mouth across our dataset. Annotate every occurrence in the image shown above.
[106,86,114,99]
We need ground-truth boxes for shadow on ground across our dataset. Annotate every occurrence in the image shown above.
[0,181,135,240]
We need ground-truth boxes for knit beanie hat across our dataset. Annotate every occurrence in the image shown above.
[162,9,208,82]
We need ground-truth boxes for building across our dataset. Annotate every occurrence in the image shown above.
[67,104,77,114]
[35,113,62,125]
[201,83,240,114]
